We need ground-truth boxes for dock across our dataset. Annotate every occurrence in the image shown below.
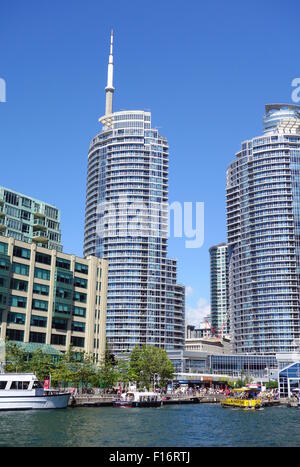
[69,395,115,407]
[69,394,225,407]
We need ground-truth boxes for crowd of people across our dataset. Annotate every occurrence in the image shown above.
[165,385,280,401]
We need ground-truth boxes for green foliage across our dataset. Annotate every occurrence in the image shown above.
[265,380,278,389]
[129,345,174,390]
[4,342,174,391]
[97,361,119,389]
[5,343,98,388]
[25,349,53,381]
[4,342,29,373]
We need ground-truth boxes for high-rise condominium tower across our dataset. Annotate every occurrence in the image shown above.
[227,104,300,354]
[209,243,229,338]
[84,32,185,355]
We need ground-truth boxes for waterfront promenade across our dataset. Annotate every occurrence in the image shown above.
[69,388,282,408]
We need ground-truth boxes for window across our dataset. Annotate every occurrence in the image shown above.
[56,287,72,300]
[54,302,71,314]
[71,336,85,348]
[52,318,68,330]
[73,306,86,318]
[21,210,31,221]
[73,292,87,304]
[10,381,30,390]
[47,220,58,230]
[74,277,88,289]
[72,321,85,333]
[9,295,27,308]
[0,294,6,306]
[75,263,88,275]
[0,242,8,254]
[6,328,24,341]
[32,380,43,389]
[4,190,18,206]
[22,197,32,208]
[0,258,10,271]
[0,277,7,289]
[33,283,49,296]
[56,258,70,270]
[29,332,46,344]
[0,381,7,389]
[45,205,58,220]
[12,262,29,276]
[51,334,66,346]
[56,271,73,285]
[21,223,30,233]
[13,246,31,260]
[34,268,50,281]
[10,278,28,292]
[30,315,47,327]
[32,299,48,311]
[35,252,51,266]
[7,312,26,324]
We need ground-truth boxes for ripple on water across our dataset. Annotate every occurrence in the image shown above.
[0,404,300,447]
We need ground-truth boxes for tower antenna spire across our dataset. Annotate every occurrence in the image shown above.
[105,29,114,115]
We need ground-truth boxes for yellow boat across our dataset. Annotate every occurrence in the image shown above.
[221,387,262,409]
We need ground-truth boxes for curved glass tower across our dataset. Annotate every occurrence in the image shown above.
[227,104,300,354]
[84,32,185,355]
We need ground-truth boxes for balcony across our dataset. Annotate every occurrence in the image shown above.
[34,209,46,219]
[33,219,47,231]
[32,231,48,243]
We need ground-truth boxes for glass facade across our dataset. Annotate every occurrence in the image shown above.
[168,350,278,378]
[84,110,185,355]
[209,354,277,378]
[209,243,229,337]
[227,104,300,354]
[278,362,300,398]
[0,186,62,251]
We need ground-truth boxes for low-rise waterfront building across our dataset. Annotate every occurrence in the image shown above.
[0,186,62,251]
[168,349,278,379]
[185,336,232,354]
[0,236,108,361]
[278,361,300,398]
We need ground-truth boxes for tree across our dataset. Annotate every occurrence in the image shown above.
[4,341,29,373]
[115,358,136,387]
[26,349,54,381]
[265,380,278,389]
[129,345,174,390]
[97,360,119,390]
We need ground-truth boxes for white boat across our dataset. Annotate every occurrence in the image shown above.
[0,373,71,410]
[113,391,162,408]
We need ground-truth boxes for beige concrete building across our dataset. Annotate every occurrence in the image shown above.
[0,237,108,361]
[185,336,233,355]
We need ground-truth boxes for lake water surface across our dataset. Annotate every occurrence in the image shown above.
[0,404,299,447]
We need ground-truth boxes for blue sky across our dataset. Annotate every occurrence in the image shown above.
[0,0,299,325]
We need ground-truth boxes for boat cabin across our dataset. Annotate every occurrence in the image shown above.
[0,373,43,391]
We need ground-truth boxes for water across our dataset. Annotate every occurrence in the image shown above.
[0,404,300,447]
